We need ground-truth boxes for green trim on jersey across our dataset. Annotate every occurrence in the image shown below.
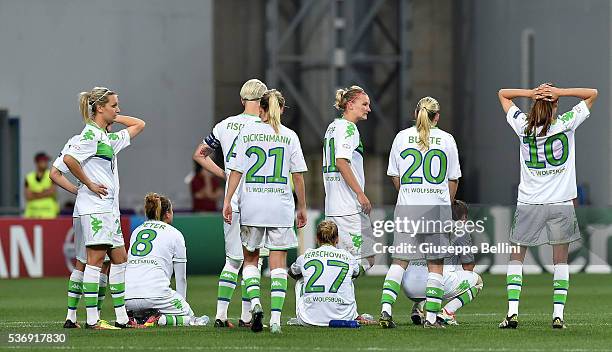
[96,142,114,161]
[355,140,364,156]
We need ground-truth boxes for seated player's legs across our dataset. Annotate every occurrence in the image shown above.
[126,291,206,326]
[215,212,244,327]
[439,271,483,325]
[400,262,428,325]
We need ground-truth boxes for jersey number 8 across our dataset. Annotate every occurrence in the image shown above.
[130,229,157,257]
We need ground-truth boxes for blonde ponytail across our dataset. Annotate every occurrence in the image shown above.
[144,192,172,221]
[77,86,116,124]
[78,92,92,124]
[414,96,440,151]
[260,89,286,134]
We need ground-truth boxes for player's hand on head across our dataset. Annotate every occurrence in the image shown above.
[87,182,108,198]
[296,208,307,228]
[222,203,232,224]
[358,193,371,215]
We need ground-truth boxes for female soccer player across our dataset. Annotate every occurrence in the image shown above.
[322,86,376,269]
[498,84,597,329]
[53,118,144,328]
[289,220,361,326]
[124,193,208,327]
[223,89,308,334]
[381,96,461,328]
[193,78,269,328]
[64,87,145,329]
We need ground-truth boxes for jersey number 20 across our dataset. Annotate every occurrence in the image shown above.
[400,148,447,185]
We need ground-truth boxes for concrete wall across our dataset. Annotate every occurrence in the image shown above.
[0,0,213,210]
[458,0,611,205]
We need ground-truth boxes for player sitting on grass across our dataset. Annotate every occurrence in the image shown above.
[402,200,483,326]
[124,193,208,327]
[288,220,361,326]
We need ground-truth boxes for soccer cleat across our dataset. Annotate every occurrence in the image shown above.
[552,317,567,329]
[286,317,300,326]
[410,301,425,325]
[499,314,518,329]
[115,317,145,329]
[423,318,446,329]
[144,314,161,327]
[214,319,235,328]
[193,315,210,326]
[437,308,458,326]
[239,319,252,328]
[250,304,264,333]
[270,323,282,334]
[85,320,121,330]
[356,313,377,325]
[379,311,396,329]
[63,319,80,329]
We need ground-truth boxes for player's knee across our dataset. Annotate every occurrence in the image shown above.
[474,273,484,292]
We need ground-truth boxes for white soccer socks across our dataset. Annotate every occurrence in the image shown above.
[425,272,444,324]
[506,260,523,316]
[216,259,241,321]
[109,263,129,325]
[242,265,262,308]
[97,273,108,316]
[270,268,288,326]
[66,269,84,322]
[381,264,405,316]
[83,264,101,325]
[553,263,569,320]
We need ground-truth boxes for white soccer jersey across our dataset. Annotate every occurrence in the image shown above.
[65,123,116,215]
[227,122,307,227]
[205,113,262,211]
[125,220,187,299]
[290,245,360,326]
[506,101,589,204]
[387,126,461,205]
[55,129,130,216]
[323,118,365,216]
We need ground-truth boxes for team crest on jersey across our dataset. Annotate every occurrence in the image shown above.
[559,111,574,122]
[345,123,356,138]
[81,130,95,141]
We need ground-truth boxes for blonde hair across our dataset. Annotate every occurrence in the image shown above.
[78,87,116,124]
[316,220,339,246]
[260,89,285,134]
[415,96,440,150]
[144,192,172,221]
[240,79,268,101]
[334,85,365,111]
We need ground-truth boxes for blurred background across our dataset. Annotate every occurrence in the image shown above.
[1,0,611,277]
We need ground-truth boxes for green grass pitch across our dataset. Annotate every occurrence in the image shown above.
[1,274,611,351]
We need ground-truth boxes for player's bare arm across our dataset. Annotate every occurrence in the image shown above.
[336,158,371,215]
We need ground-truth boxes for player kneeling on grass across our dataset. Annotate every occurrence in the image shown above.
[288,221,361,326]
[402,200,482,326]
[125,193,208,327]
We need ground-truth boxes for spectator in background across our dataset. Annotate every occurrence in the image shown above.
[24,152,59,218]
[191,161,223,212]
